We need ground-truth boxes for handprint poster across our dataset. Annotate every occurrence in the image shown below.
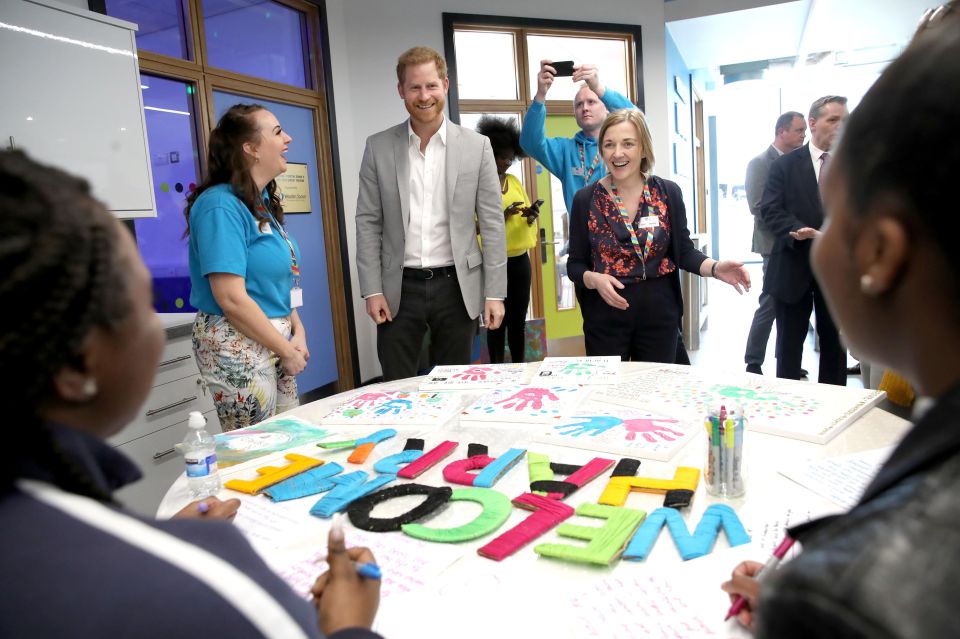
[319,390,462,427]
[531,407,699,461]
[459,385,590,424]
[419,364,528,390]
[533,356,621,385]
[594,364,885,444]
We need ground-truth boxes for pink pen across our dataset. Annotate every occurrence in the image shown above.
[725,535,795,621]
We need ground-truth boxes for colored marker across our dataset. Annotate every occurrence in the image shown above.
[329,514,384,580]
[725,535,795,621]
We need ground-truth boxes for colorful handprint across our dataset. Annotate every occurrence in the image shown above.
[452,366,494,382]
[494,388,560,411]
[348,392,392,408]
[621,417,683,442]
[373,398,413,415]
[560,362,596,376]
[554,415,624,436]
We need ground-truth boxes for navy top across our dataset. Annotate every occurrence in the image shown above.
[0,423,381,639]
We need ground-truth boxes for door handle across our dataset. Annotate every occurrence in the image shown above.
[539,228,557,264]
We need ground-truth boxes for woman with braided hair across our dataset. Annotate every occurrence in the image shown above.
[187,104,309,431]
[0,150,381,638]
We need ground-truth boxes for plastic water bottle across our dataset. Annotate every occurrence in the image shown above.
[182,411,221,499]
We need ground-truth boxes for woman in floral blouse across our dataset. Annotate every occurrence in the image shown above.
[567,109,750,361]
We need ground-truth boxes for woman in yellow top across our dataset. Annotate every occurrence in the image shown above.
[476,116,540,363]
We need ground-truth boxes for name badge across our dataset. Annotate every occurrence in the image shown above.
[290,287,303,308]
[571,167,585,177]
[637,215,660,228]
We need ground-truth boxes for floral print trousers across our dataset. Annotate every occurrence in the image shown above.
[192,311,299,431]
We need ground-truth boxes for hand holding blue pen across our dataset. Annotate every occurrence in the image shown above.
[310,513,381,635]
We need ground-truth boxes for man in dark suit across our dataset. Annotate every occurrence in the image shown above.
[743,111,806,375]
[760,96,848,384]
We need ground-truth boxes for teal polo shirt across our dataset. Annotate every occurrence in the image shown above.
[188,184,300,318]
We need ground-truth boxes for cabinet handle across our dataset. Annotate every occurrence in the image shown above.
[146,395,197,417]
[153,447,176,460]
[158,354,191,367]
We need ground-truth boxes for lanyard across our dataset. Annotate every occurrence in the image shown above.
[578,142,601,184]
[609,179,654,280]
[259,204,300,283]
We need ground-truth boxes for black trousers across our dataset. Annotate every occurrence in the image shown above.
[377,270,476,381]
[774,280,846,385]
[581,276,679,363]
[487,253,531,364]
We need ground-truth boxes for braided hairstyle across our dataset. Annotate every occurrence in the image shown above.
[476,116,525,163]
[184,104,284,232]
[0,150,131,500]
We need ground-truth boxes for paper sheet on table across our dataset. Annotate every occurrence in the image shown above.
[778,447,893,510]
[567,575,749,639]
[270,528,464,601]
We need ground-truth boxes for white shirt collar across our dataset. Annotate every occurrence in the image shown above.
[809,140,828,161]
[408,116,447,147]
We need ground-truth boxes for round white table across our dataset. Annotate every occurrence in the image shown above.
[159,363,910,639]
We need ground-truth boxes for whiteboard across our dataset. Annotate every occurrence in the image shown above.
[0,0,156,217]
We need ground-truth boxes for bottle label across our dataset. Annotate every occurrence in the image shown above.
[185,453,217,478]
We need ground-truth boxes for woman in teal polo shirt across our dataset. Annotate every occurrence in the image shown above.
[186,104,308,431]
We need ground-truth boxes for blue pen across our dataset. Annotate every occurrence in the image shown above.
[356,561,382,580]
[331,514,384,580]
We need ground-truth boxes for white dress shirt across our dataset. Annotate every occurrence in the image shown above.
[809,141,830,182]
[405,118,454,268]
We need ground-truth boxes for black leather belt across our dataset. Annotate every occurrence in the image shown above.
[403,265,457,280]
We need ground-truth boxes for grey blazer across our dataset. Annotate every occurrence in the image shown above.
[745,144,779,255]
[355,120,507,319]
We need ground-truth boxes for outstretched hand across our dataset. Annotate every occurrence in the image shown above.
[311,514,380,635]
[714,260,752,294]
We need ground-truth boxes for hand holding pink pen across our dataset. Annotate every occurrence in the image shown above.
[721,535,796,627]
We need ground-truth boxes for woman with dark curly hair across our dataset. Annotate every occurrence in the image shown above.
[721,4,960,636]
[476,116,540,363]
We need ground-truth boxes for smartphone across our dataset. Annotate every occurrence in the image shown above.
[551,60,575,77]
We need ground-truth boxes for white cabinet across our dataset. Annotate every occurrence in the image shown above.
[0,0,156,217]
[111,326,221,516]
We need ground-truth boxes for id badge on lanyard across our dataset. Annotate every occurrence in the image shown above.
[266,208,303,309]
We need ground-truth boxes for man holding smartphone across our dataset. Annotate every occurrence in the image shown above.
[519,60,634,214]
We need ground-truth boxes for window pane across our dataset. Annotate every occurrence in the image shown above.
[453,30,518,100]
[459,112,524,185]
[104,0,190,59]
[203,0,309,89]
[526,35,630,102]
[134,75,200,312]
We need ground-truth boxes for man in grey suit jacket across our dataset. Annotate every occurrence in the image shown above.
[743,111,806,374]
[355,46,507,381]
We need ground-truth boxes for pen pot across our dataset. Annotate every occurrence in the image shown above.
[703,407,746,498]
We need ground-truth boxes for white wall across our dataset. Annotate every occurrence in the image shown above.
[325,0,669,383]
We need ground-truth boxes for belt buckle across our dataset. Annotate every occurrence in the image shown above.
[423,268,434,280]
